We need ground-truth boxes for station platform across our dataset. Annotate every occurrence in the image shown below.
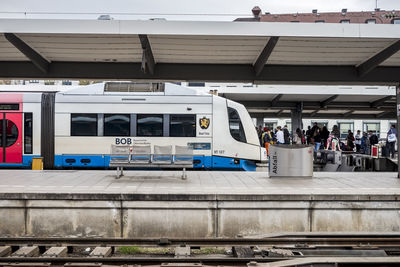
[0,170,399,238]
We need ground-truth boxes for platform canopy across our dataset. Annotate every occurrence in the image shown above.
[206,85,396,119]
[0,19,400,84]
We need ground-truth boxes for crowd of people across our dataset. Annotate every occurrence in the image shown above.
[257,123,398,159]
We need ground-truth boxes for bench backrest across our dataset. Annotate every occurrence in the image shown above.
[175,145,194,164]
[110,144,193,164]
[110,145,132,163]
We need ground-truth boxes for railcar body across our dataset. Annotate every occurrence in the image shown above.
[0,84,267,170]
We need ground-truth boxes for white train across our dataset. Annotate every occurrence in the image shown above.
[0,83,267,171]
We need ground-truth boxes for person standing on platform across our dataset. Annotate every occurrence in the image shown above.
[387,125,397,159]
[283,125,290,144]
[362,132,370,154]
[293,128,303,145]
[257,125,263,146]
[369,130,379,146]
[355,130,362,153]
[311,122,320,137]
[369,130,379,155]
[347,130,355,151]
[331,125,340,139]
[276,126,285,144]
[306,126,312,145]
[320,126,330,148]
[263,128,273,156]
[313,128,322,152]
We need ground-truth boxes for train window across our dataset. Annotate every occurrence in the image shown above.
[0,119,18,147]
[137,114,163,136]
[24,113,33,154]
[227,107,246,143]
[104,114,130,136]
[71,114,98,136]
[0,104,19,110]
[170,115,196,137]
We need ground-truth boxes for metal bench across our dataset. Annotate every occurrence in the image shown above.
[109,144,194,179]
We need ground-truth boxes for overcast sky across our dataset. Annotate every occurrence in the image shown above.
[1,0,400,20]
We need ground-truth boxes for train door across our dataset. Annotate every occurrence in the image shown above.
[0,112,23,163]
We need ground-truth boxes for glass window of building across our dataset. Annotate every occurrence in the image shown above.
[363,122,380,138]
[104,114,130,136]
[315,20,325,23]
[264,121,277,131]
[340,20,350,23]
[311,121,328,129]
[170,115,196,137]
[187,82,205,87]
[62,80,72,85]
[228,107,246,143]
[285,121,292,133]
[71,114,98,136]
[393,19,400,24]
[338,122,354,139]
[137,114,163,136]
[366,19,376,24]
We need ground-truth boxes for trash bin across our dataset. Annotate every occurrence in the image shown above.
[32,157,43,170]
[269,145,313,177]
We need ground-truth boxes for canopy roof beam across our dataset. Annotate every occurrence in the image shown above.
[320,95,339,108]
[253,37,279,76]
[343,110,354,117]
[370,96,394,108]
[4,33,50,73]
[138,34,155,75]
[0,62,399,84]
[249,112,397,120]
[377,111,390,118]
[271,94,283,106]
[310,110,319,117]
[357,40,400,77]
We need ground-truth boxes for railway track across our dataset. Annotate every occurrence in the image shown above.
[2,235,400,247]
[0,235,399,266]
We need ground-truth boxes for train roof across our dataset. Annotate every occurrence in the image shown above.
[0,82,210,96]
[61,82,208,96]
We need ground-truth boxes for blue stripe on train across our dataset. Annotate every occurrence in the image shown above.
[54,154,256,171]
[0,155,38,168]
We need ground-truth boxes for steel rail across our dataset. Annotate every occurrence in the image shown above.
[0,257,285,265]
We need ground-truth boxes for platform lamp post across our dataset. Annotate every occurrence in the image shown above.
[397,83,400,178]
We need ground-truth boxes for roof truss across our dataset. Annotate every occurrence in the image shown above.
[253,37,279,76]
[138,34,155,75]
[357,40,400,77]
[4,33,50,73]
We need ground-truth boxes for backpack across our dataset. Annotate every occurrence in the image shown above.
[388,129,397,143]
[261,132,266,145]
[264,132,273,144]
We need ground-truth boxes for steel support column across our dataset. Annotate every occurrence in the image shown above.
[291,102,303,140]
[397,84,400,178]
[255,117,264,128]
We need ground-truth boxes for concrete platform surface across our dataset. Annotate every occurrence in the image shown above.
[0,170,399,197]
[1,170,400,237]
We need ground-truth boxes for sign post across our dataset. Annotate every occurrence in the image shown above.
[397,85,400,178]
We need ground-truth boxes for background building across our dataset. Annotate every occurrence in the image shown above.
[236,6,400,24]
